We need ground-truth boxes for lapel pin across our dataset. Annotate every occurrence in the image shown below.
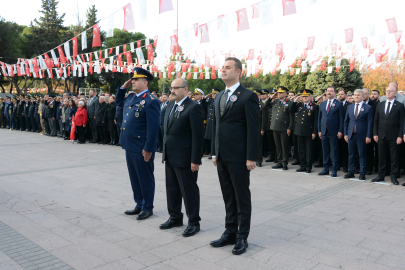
[230,95,237,102]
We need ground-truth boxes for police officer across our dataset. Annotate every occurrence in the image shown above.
[269,86,294,170]
[291,90,319,173]
[115,67,160,220]
[204,89,218,159]
[255,89,265,167]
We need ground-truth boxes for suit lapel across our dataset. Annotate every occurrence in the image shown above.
[168,97,191,131]
[215,90,225,117]
[165,102,175,131]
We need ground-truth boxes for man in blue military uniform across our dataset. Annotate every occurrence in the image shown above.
[115,67,160,220]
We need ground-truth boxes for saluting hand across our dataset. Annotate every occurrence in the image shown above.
[191,163,199,172]
[246,160,256,171]
[122,79,132,89]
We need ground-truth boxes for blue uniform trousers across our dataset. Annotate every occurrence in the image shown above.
[348,133,367,175]
[5,114,10,128]
[321,129,340,172]
[125,150,155,212]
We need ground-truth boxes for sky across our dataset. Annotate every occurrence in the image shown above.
[1,0,404,61]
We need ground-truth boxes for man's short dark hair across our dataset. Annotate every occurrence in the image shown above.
[225,57,242,72]
[327,86,337,93]
[162,94,169,97]
[372,90,380,95]
[338,88,347,94]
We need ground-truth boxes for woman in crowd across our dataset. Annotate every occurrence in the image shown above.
[75,101,87,144]
[107,96,117,145]
[65,100,77,140]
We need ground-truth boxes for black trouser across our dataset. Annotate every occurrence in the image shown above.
[378,138,399,177]
[217,159,251,239]
[266,129,276,158]
[35,116,40,132]
[109,132,117,144]
[14,116,19,129]
[76,126,86,143]
[97,126,108,143]
[157,126,163,150]
[19,115,25,130]
[257,131,264,165]
[367,140,375,172]
[48,118,57,135]
[58,119,63,135]
[88,118,98,141]
[315,135,323,164]
[339,137,349,169]
[25,115,31,131]
[30,116,36,132]
[116,121,122,139]
[165,157,201,226]
[298,136,314,169]
[0,114,5,127]
[374,142,379,172]
[273,130,290,165]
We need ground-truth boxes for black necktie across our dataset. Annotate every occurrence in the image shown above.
[220,89,230,116]
[169,104,178,124]
[386,102,391,115]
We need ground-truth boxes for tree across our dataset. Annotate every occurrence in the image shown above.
[279,60,311,92]
[306,58,364,96]
[0,17,25,59]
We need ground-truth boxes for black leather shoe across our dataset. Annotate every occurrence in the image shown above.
[272,164,283,169]
[265,157,275,162]
[331,171,337,177]
[208,156,212,160]
[124,208,141,215]
[391,176,399,185]
[210,234,236,247]
[292,161,300,165]
[344,172,355,179]
[137,211,153,220]
[283,165,288,170]
[182,225,200,237]
[371,176,385,182]
[366,170,373,175]
[314,163,323,168]
[256,163,262,167]
[232,239,248,255]
[359,174,366,180]
[159,219,183,230]
[296,167,306,172]
[402,183,405,186]
[306,168,312,173]
[318,169,329,176]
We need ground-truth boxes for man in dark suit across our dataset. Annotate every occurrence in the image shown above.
[17,95,24,130]
[157,94,169,153]
[291,90,318,173]
[211,57,259,255]
[344,89,374,180]
[87,90,99,143]
[373,86,404,185]
[47,95,57,136]
[318,86,344,177]
[337,89,351,173]
[160,78,204,237]
[363,88,377,175]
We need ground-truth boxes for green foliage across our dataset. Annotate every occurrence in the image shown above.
[306,58,364,96]
[0,17,26,59]
[279,60,311,92]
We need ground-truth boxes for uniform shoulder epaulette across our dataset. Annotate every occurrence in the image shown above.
[148,93,155,100]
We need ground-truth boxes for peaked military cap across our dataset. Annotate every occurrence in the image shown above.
[132,67,154,81]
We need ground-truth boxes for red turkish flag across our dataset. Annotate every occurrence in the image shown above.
[395,30,402,44]
[117,54,123,67]
[137,40,141,48]
[187,73,191,79]
[170,35,179,53]
[123,44,127,53]
[236,8,250,32]
[123,3,135,31]
[211,72,217,79]
[361,37,368,49]
[153,36,158,48]
[283,0,296,16]
[307,36,315,50]
[247,49,254,60]
[289,68,294,75]
[385,18,398,34]
[43,53,53,69]
[252,4,260,19]
[159,0,173,14]
[146,44,154,60]
[275,43,283,56]
[345,28,353,43]
[57,46,66,64]
[72,37,78,57]
[92,24,101,47]
[125,51,133,65]
[193,23,199,36]
[319,61,327,71]
[199,24,210,43]
[375,53,383,63]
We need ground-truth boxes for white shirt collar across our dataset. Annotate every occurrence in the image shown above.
[387,98,395,104]
[175,96,188,106]
[225,82,240,95]
[136,89,149,97]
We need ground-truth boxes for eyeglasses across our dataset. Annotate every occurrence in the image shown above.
[386,90,396,93]
[170,87,185,91]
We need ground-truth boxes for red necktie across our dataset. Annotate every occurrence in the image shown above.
[326,100,331,114]
[354,103,358,133]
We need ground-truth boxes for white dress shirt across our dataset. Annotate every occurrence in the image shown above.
[224,82,240,105]
[385,98,395,114]
[353,101,363,116]
[169,96,188,118]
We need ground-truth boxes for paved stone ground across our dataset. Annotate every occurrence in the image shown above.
[1,129,405,270]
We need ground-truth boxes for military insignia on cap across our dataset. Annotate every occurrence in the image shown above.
[230,95,237,102]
